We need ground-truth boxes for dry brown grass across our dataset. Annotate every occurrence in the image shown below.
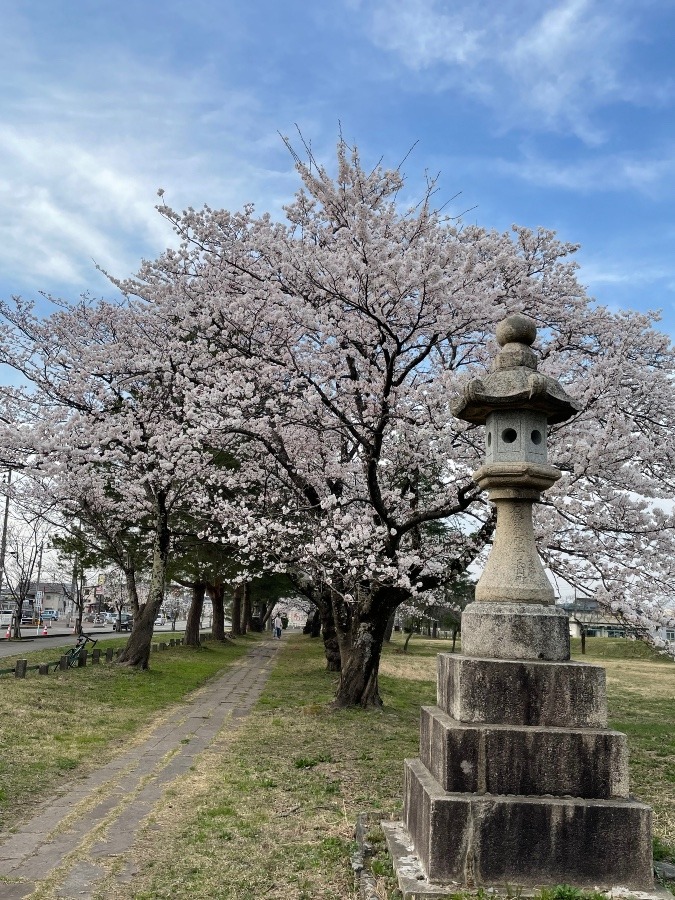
[18,633,667,899]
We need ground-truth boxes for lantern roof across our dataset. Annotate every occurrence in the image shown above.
[452,313,581,425]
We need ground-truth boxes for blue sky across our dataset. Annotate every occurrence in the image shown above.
[2,0,675,337]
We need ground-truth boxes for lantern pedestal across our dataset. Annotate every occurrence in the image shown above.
[384,644,656,895]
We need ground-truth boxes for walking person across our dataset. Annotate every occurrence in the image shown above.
[273,613,283,640]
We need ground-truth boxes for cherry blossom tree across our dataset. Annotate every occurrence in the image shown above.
[0,296,223,667]
[2,139,673,706]
[112,138,675,707]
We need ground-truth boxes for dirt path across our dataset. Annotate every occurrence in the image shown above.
[0,639,281,899]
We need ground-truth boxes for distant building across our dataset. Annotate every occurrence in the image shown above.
[27,582,70,616]
[559,596,675,644]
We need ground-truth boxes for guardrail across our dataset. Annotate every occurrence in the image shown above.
[0,633,211,678]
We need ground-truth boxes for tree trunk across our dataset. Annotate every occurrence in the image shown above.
[319,596,341,672]
[451,627,459,652]
[261,599,275,629]
[209,582,226,641]
[185,581,206,647]
[231,583,243,636]
[119,499,169,668]
[124,566,140,617]
[332,608,392,709]
[241,581,252,633]
[310,608,321,638]
[12,596,25,639]
[383,610,396,642]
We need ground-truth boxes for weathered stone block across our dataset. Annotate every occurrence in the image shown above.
[420,706,629,798]
[403,758,653,890]
[461,602,570,661]
[437,654,606,727]
[403,758,471,885]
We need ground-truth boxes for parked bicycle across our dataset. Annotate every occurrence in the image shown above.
[64,633,98,668]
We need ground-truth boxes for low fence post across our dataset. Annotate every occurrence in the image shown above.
[105,647,114,662]
[38,664,49,675]
[92,648,101,664]
[59,655,68,671]
[15,659,27,678]
[77,649,87,667]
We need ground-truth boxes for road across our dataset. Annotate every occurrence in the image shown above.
[0,621,188,660]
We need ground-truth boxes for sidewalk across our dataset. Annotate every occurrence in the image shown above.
[0,639,281,899]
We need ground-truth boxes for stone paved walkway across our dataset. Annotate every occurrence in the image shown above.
[0,639,281,899]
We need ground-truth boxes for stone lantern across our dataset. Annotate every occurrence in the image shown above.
[384,314,656,896]
[454,312,580,659]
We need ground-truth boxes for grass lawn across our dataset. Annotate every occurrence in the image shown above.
[0,632,257,831]
[118,633,675,900]
[1,631,673,899]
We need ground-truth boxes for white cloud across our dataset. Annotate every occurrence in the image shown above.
[0,51,298,296]
[357,0,648,142]
[490,152,675,196]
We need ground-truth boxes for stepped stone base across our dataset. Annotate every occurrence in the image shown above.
[420,705,629,798]
[382,819,671,900]
[438,654,607,727]
[403,758,653,890]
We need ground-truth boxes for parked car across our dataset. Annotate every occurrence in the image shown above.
[103,612,117,624]
[21,614,43,625]
[112,614,133,632]
[154,614,166,626]
[42,610,59,621]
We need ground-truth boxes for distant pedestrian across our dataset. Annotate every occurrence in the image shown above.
[273,614,282,639]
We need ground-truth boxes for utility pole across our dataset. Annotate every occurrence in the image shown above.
[0,468,11,599]
[34,541,44,635]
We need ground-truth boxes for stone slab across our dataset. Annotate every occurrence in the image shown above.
[656,862,675,881]
[383,819,673,900]
[420,706,629,798]
[0,883,37,899]
[461,601,570,661]
[403,758,653,890]
[437,653,607,727]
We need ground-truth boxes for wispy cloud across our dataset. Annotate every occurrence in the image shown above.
[490,151,675,196]
[0,50,297,294]
[356,0,656,143]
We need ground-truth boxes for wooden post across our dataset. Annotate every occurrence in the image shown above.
[60,655,68,670]
[92,648,101,664]
[15,659,27,678]
[77,649,87,667]
[38,663,49,675]
[105,647,113,662]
